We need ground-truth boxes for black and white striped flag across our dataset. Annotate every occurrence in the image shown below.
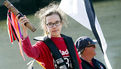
[59,0,112,69]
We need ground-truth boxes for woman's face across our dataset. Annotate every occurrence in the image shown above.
[46,13,63,37]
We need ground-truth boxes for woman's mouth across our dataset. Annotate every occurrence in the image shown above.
[52,30,58,32]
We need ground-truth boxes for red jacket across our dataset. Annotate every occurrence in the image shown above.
[22,36,82,69]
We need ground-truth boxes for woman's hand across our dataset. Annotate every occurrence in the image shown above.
[17,15,29,38]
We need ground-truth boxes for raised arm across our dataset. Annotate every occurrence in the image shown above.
[22,36,40,59]
[17,15,39,58]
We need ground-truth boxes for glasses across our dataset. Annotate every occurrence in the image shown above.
[46,21,61,28]
[86,45,96,48]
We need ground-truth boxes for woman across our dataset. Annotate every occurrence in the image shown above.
[18,3,82,69]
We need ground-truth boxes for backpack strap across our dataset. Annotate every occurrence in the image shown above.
[61,34,80,69]
[43,36,68,69]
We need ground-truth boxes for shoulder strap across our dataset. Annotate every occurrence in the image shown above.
[61,34,80,69]
[43,37,68,69]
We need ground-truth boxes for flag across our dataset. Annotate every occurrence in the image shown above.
[7,10,25,60]
[59,0,112,69]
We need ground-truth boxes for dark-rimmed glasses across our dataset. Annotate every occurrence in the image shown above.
[46,21,61,28]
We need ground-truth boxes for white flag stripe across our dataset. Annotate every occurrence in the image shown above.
[59,0,92,30]
[95,17,107,52]
[104,53,112,69]
[95,17,112,68]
